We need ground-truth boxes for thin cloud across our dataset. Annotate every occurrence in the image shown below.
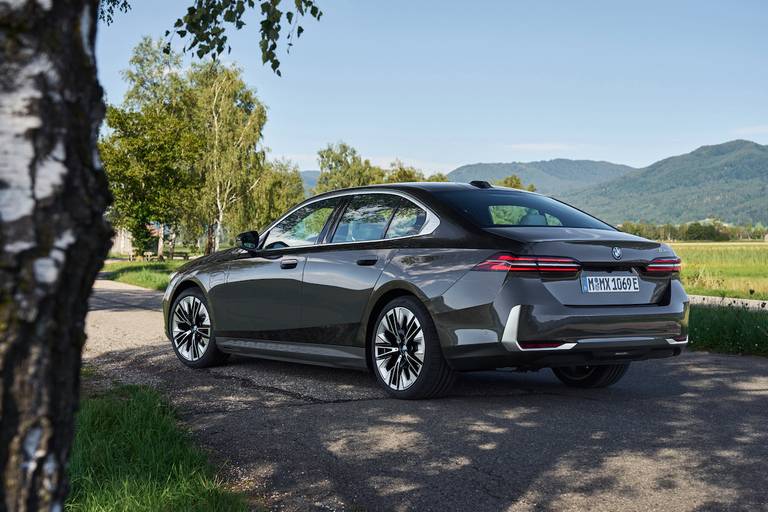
[733,125,768,136]
[504,143,583,152]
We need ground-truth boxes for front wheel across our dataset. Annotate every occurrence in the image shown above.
[552,364,629,388]
[370,297,455,399]
[169,288,228,368]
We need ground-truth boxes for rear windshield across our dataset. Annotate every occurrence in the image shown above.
[434,189,615,230]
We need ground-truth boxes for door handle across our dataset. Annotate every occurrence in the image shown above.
[356,258,378,266]
[280,258,298,269]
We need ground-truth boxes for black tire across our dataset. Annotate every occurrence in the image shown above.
[169,287,228,368]
[552,364,629,388]
[369,296,456,399]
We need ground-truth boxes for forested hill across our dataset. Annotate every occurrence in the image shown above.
[447,159,634,195]
[559,140,768,225]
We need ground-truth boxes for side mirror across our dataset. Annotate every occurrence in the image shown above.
[235,231,259,252]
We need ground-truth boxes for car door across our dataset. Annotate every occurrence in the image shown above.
[213,197,342,341]
[301,193,429,346]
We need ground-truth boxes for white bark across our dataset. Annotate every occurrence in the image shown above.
[1,1,112,509]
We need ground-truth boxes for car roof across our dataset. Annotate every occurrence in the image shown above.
[310,181,540,197]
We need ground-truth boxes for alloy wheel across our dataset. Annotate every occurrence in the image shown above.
[374,306,425,391]
[171,296,211,361]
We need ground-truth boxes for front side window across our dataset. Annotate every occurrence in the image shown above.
[385,200,427,238]
[331,195,399,243]
[262,198,340,249]
[435,190,615,230]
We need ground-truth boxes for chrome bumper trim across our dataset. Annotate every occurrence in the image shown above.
[501,305,577,352]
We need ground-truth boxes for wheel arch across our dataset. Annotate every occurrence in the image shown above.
[166,278,210,337]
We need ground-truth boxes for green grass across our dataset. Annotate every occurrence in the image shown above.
[689,305,768,356]
[67,385,247,512]
[670,242,768,300]
[102,261,186,291]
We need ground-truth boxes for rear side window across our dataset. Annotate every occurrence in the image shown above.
[435,190,614,230]
[331,195,399,243]
[385,200,427,238]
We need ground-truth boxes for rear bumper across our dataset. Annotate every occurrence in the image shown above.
[439,279,689,371]
[444,337,687,371]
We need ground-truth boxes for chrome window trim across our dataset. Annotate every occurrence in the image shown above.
[259,189,440,250]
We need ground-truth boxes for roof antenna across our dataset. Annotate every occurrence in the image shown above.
[469,180,493,189]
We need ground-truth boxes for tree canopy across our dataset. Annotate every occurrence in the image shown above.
[100,0,323,75]
[495,174,537,192]
[313,142,448,194]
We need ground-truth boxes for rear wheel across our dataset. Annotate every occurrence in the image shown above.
[370,296,455,399]
[169,288,228,368]
[552,364,629,388]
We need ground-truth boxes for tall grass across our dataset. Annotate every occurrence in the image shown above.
[689,305,768,356]
[101,261,186,291]
[67,385,247,512]
[670,243,768,300]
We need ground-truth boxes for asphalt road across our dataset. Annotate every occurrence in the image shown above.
[85,278,768,512]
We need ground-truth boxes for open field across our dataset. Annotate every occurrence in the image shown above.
[670,242,768,301]
[68,383,246,512]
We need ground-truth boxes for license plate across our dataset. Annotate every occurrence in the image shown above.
[581,275,639,293]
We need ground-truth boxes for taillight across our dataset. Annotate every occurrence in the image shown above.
[473,253,581,274]
[646,257,681,273]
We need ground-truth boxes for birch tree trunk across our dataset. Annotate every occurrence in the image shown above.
[214,209,225,252]
[156,226,164,259]
[0,0,111,510]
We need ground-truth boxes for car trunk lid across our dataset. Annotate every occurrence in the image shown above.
[485,227,677,306]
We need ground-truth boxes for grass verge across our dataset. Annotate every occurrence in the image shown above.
[67,385,247,512]
[101,261,186,291]
[689,305,768,356]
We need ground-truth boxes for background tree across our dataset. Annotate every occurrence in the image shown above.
[384,160,426,183]
[313,142,385,194]
[383,163,449,183]
[496,174,537,192]
[1,1,323,508]
[99,40,202,257]
[190,62,268,253]
[426,172,449,182]
[228,159,306,237]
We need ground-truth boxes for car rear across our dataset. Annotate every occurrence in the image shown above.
[429,187,689,371]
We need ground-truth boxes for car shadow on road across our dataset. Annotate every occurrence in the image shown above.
[86,345,768,511]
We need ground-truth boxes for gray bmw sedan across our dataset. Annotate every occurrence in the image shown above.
[163,181,688,399]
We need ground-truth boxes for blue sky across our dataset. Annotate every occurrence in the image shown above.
[97,0,768,173]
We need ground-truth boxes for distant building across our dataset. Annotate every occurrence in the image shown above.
[111,227,134,256]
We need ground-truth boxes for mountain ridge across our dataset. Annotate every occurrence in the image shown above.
[559,140,768,225]
[299,140,768,225]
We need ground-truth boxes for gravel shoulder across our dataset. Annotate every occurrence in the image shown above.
[85,278,768,511]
